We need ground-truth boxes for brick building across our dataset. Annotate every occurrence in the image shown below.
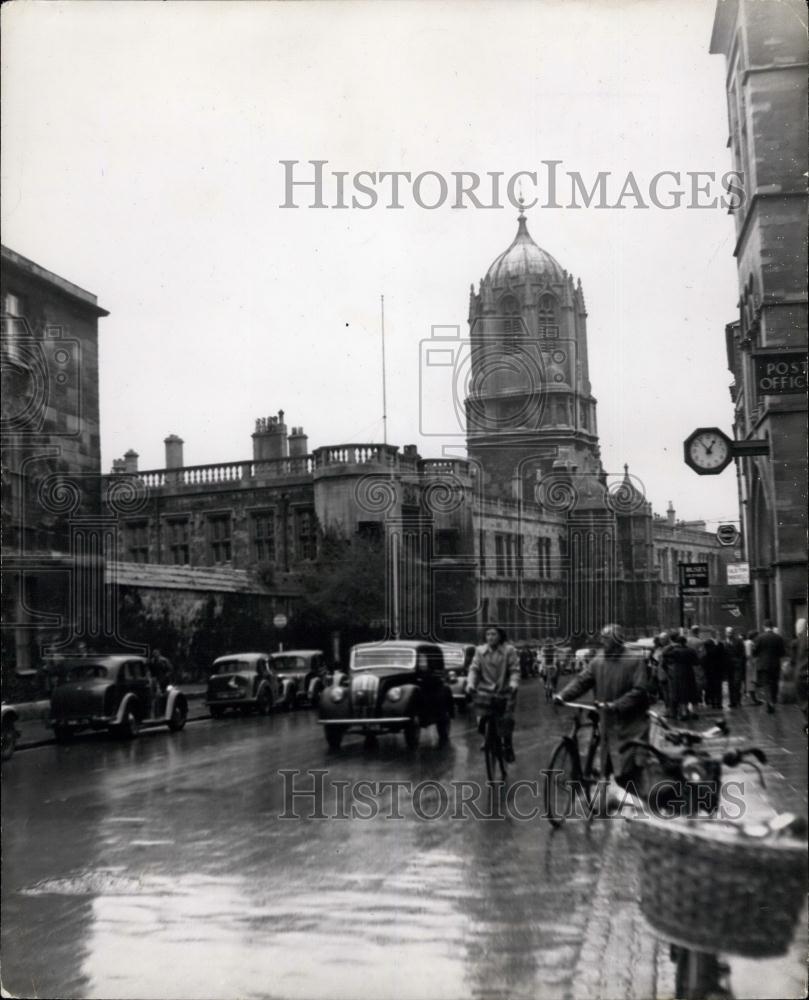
[710,0,808,633]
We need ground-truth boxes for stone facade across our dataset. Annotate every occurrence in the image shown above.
[711,0,808,633]
[1,246,109,674]
[106,215,729,646]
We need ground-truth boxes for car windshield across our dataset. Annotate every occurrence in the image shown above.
[272,656,307,671]
[440,647,466,669]
[213,659,256,673]
[65,664,109,682]
[352,648,416,671]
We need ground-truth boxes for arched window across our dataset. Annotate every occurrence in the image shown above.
[499,295,521,351]
[538,294,559,339]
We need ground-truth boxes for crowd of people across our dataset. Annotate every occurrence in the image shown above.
[651,619,808,722]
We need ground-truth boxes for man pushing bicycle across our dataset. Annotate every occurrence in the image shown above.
[467,626,520,762]
[554,623,650,790]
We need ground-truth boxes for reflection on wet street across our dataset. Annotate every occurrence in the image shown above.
[7,683,806,999]
[3,682,626,999]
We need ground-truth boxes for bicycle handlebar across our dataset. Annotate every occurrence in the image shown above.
[554,699,604,713]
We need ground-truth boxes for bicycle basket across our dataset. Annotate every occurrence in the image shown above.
[628,815,807,957]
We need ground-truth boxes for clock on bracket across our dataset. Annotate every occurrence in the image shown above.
[683,427,734,475]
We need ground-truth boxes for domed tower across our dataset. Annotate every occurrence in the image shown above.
[465,206,601,496]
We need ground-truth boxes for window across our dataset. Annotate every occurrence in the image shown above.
[538,537,551,578]
[495,534,504,576]
[505,535,513,577]
[126,521,149,563]
[167,519,190,565]
[252,511,276,562]
[2,291,27,361]
[514,534,522,576]
[297,510,317,560]
[208,514,232,564]
[436,528,460,556]
[357,521,383,545]
[538,294,559,338]
[499,295,521,351]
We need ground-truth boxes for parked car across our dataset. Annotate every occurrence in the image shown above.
[269,650,328,709]
[48,655,188,740]
[1,704,20,761]
[439,643,476,708]
[318,640,454,750]
[206,653,281,718]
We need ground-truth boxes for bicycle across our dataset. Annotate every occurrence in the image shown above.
[542,665,559,703]
[475,692,511,783]
[622,721,779,1000]
[544,700,610,826]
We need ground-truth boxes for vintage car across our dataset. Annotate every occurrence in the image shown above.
[48,655,188,741]
[318,640,454,750]
[206,653,281,717]
[269,650,328,709]
[439,643,476,708]
[1,704,20,761]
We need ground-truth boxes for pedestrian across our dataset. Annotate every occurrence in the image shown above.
[466,626,520,762]
[652,631,672,707]
[685,626,706,705]
[664,632,700,721]
[721,627,746,709]
[744,631,761,704]
[148,648,173,693]
[752,620,787,713]
[790,618,807,730]
[702,629,725,709]
[555,623,651,791]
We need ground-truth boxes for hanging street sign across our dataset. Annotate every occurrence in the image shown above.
[716,523,740,546]
[273,613,288,629]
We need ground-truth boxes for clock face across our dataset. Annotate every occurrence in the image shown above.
[689,432,730,470]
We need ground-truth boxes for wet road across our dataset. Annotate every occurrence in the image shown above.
[2,681,627,1000]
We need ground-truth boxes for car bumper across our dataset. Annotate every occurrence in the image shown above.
[318,716,411,728]
[206,698,255,709]
[48,716,114,730]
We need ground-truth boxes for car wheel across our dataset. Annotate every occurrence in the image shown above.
[325,725,343,751]
[168,701,188,732]
[1,718,17,761]
[117,709,140,740]
[53,724,73,744]
[210,706,225,719]
[404,714,421,751]
[256,689,272,716]
[436,712,451,746]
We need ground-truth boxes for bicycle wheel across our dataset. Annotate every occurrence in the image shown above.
[484,717,507,783]
[545,739,582,826]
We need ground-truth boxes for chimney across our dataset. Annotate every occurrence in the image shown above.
[288,426,309,457]
[252,410,289,461]
[666,501,675,527]
[164,435,184,469]
[123,449,139,474]
[111,458,126,474]
[403,444,421,461]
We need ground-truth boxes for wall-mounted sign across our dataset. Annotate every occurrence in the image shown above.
[726,562,750,586]
[273,613,288,629]
[679,562,709,595]
[716,523,740,546]
[753,352,807,396]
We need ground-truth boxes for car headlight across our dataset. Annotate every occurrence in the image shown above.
[387,687,402,702]
[447,670,457,683]
[331,687,345,703]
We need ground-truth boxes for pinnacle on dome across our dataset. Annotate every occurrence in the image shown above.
[484,207,566,287]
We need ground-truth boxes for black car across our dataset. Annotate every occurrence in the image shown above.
[48,655,188,740]
[318,640,454,750]
[206,653,281,717]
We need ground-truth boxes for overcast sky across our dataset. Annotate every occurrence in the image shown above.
[2,0,742,524]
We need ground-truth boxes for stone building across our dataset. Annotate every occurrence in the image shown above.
[710,0,808,633]
[1,246,109,678]
[106,212,730,657]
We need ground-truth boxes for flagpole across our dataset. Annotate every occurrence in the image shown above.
[380,294,388,446]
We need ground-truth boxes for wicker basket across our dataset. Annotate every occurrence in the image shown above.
[628,815,808,957]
